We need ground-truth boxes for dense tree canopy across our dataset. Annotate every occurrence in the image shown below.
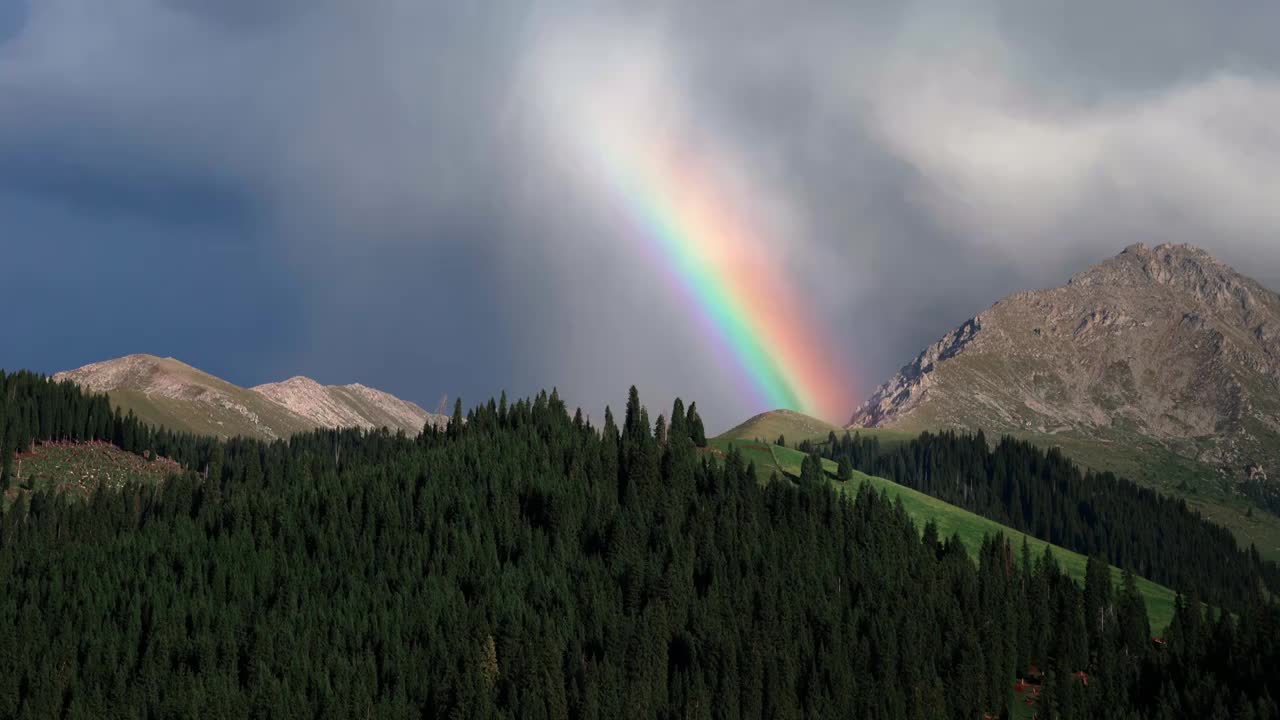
[812,430,1280,611]
[2,374,1280,718]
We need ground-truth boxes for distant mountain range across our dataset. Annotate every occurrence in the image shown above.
[846,243,1280,554]
[53,354,446,440]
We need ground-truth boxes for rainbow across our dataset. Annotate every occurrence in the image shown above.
[595,132,851,422]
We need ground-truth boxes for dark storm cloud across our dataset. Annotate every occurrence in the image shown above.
[0,96,259,227]
[2,0,1279,429]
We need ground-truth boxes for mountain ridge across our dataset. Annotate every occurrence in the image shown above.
[252,375,443,436]
[53,354,445,440]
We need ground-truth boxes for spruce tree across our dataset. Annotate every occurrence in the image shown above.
[669,399,688,446]
[800,453,825,485]
[837,458,853,482]
[624,386,644,444]
[1117,569,1151,654]
[1084,554,1112,643]
[449,398,464,439]
[685,403,707,447]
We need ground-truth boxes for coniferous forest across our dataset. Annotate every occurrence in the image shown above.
[0,370,215,489]
[3,373,1280,718]
[813,430,1280,611]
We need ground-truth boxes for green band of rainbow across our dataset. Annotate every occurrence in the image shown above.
[595,134,849,420]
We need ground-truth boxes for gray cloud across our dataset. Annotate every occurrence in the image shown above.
[3,1,1279,429]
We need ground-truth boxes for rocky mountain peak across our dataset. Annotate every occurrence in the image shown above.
[55,354,225,398]
[269,376,325,391]
[1071,244,1276,318]
[850,244,1280,481]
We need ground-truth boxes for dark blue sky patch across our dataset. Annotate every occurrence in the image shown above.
[0,0,27,46]
[0,112,264,231]
[278,221,518,411]
[0,191,304,387]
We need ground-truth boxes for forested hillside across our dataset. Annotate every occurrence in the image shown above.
[715,437,1180,629]
[3,375,1280,717]
[813,430,1280,612]
[1,370,225,496]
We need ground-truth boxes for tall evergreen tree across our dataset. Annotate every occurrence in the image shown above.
[1117,569,1151,654]
[836,457,853,482]
[1085,554,1113,643]
[685,402,707,448]
[799,453,825,485]
[449,398,464,439]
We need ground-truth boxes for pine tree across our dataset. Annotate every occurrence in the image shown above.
[669,399,688,445]
[800,453,825,485]
[449,398,464,439]
[1084,554,1112,645]
[837,458,853,483]
[922,519,940,556]
[1117,569,1151,655]
[685,403,707,448]
[624,386,645,444]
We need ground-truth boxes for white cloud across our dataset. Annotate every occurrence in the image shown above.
[872,56,1280,262]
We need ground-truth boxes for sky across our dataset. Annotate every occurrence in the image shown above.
[2,1,1279,431]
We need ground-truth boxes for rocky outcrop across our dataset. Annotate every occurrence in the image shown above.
[851,318,981,428]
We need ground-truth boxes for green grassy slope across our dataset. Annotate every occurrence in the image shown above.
[708,437,1178,630]
[106,388,316,441]
[718,409,844,444]
[719,409,915,447]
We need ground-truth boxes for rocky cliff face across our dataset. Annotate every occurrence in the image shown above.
[54,355,444,440]
[850,244,1280,478]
